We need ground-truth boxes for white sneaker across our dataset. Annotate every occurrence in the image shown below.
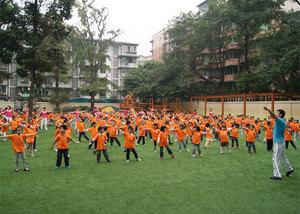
[192,154,195,157]
[187,149,190,152]
[199,154,202,157]
[179,150,182,152]
[126,160,130,163]
[34,149,37,152]
[137,158,141,162]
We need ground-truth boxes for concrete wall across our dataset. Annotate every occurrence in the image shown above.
[0,101,120,112]
[185,100,300,119]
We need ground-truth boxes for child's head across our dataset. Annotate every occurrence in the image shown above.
[267,121,272,128]
[205,123,210,128]
[91,122,97,127]
[98,126,105,133]
[43,107,46,110]
[250,125,255,130]
[221,125,226,130]
[12,115,16,120]
[179,124,184,129]
[60,125,67,133]
[160,125,167,132]
[16,126,23,134]
[111,120,116,126]
[232,124,236,128]
[194,125,200,132]
[126,120,131,125]
[153,123,158,129]
[128,126,134,133]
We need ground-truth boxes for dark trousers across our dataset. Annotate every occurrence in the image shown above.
[267,139,273,151]
[56,149,69,167]
[88,141,97,150]
[248,142,256,152]
[285,141,296,149]
[126,149,138,160]
[96,149,110,162]
[135,126,138,132]
[110,137,121,146]
[12,129,16,134]
[231,137,239,147]
[186,136,192,144]
[33,137,37,149]
[160,146,173,157]
[137,136,145,145]
[78,132,90,142]
[153,141,157,151]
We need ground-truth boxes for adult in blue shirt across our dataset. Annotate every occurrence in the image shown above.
[263,107,294,180]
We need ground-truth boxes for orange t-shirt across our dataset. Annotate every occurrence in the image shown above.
[88,127,98,139]
[7,134,27,152]
[192,131,203,144]
[108,126,118,138]
[77,121,85,132]
[123,132,136,149]
[246,129,256,143]
[94,133,108,150]
[216,129,230,142]
[55,134,71,150]
[138,125,146,137]
[265,127,273,140]
[284,129,292,141]
[158,132,169,147]
[174,129,187,141]
[149,128,160,141]
[1,123,10,133]
[205,128,212,140]
[230,128,239,138]
[10,120,19,131]
[24,127,36,143]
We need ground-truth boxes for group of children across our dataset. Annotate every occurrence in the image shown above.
[0,106,299,172]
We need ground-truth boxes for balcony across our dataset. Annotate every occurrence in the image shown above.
[119,62,138,69]
[119,51,137,57]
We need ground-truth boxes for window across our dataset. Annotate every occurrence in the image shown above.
[127,46,130,52]
[134,47,136,52]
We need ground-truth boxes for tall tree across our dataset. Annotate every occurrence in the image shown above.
[225,0,285,92]
[70,0,120,109]
[14,0,74,116]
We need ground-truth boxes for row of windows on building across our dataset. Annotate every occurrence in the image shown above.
[201,66,238,76]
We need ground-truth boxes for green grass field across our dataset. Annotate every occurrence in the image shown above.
[0,125,299,214]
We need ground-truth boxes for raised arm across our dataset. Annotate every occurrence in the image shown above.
[263,107,277,120]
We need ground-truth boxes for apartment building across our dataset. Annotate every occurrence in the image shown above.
[0,41,138,101]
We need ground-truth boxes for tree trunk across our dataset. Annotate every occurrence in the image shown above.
[29,0,38,118]
[29,68,35,117]
[90,91,95,110]
[55,74,59,111]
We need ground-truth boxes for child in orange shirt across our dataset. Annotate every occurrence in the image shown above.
[137,120,147,145]
[157,125,174,159]
[86,122,98,151]
[107,120,121,147]
[191,125,204,157]
[263,122,273,152]
[122,126,141,163]
[173,124,189,152]
[204,123,212,149]
[50,125,79,169]
[214,124,231,155]
[244,125,257,154]
[1,126,36,172]
[285,124,296,150]
[144,123,160,153]
[92,126,111,163]
[0,118,10,141]
[230,124,240,149]
[77,117,90,143]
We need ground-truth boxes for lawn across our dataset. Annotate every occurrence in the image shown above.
[0,125,299,214]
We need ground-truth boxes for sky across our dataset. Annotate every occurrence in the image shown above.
[69,0,202,56]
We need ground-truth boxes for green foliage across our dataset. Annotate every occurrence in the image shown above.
[69,0,120,108]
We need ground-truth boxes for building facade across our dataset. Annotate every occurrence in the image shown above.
[150,26,173,62]
[0,41,138,101]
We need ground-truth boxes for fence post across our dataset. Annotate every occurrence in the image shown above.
[190,97,193,113]
[243,94,246,116]
[222,96,224,117]
[271,93,274,112]
[204,97,207,115]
